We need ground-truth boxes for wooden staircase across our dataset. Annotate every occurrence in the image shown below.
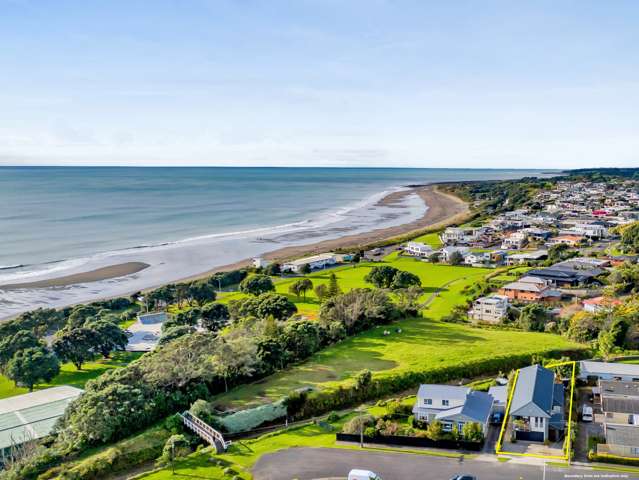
[179,411,231,453]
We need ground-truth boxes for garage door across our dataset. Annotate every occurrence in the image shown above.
[516,430,544,442]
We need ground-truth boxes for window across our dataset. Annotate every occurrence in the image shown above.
[424,398,432,405]
[442,399,449,406]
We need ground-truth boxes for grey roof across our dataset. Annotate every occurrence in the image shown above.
[510,365,555,418]
[416,384,470,402]
[606,424,639,447]
[580,361,639,379]
[603,397,639,415]
[0,386,83,450]
[436,390,494,424]
[488,385,508,405]
[600,381,639,398]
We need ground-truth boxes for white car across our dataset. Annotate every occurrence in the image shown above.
[348,469,383,480]
[582,405,593,422]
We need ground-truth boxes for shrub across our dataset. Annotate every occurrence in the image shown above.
[216,400,287,434]
[342,415,375,434]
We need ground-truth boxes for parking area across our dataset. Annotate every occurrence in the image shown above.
[575,386,604,461]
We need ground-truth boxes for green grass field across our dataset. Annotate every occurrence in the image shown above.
[213,257,583,408]
[410,231,443,248]
[0,351,142,399]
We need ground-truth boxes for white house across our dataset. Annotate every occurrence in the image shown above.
[579,361,639,383]
[412,384,494,434]
[501,231,527,250]
[439,246,470,263]
[468,295,509,323]
[441,227,482,245]
[404,241,434,258]
[464,252,490,266]
[252,257,271,269]
[282,253,337,273]
[506,250,548,266]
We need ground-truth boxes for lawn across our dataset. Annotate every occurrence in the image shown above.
[0,351,142,399]
[213,258,583,409]
[410,231,443,248]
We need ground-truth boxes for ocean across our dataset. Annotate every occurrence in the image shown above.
[0,167,550,318]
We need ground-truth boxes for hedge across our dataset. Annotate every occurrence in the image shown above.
[336,432,483,451]
[588,450,639,466]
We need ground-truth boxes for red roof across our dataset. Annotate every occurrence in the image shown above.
[583,296,621,306]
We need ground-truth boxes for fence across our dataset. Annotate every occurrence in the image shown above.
[335,433,483,451]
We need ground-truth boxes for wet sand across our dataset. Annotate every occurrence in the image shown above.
[184,184,470,279]
[0,184,468,291]
[0,262,150,290]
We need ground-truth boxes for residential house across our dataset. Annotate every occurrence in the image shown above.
[546,235,585,247]
[468,295,509,323]
[526,262,605,288]
[596,380,639,458]
[579,361,639,383]
[464,252,490,266]
[509,365,565,442]
[506,250,548,266]
[498,276,561,303]
[440,227,482,245]
[404,241,434,258]
[412,385,494,435]
[252,257,270,269]
[523,228,552,242]
[583,296,622,314]
[439,246,470,263]
[282,253,337,273]
[501,231,527,250]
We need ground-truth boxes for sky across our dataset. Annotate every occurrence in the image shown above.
[0,0,638,169]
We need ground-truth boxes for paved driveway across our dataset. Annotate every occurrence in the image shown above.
[252,447,639,480]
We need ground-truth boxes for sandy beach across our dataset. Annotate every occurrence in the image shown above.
[0,184,468,297]
[180,184,469,281]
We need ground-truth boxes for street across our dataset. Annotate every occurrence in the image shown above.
[252,447,639,480]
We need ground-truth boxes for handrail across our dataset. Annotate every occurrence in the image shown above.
[179,411,231,451]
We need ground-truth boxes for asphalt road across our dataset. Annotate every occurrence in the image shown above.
[252,447,639,480]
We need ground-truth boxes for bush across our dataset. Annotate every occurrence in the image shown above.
[326,411,340,423]
[342,415,375,434]
[158,434,190,465]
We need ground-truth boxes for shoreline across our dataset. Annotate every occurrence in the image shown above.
[177,184,470,282]
[0,184,469,295]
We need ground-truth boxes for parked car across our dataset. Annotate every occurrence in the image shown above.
[348,469,383,480]
[492,411,503,424]
[449,475,477,480]
[582,405,593,422]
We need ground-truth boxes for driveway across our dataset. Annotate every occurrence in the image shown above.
[252,447,639,480]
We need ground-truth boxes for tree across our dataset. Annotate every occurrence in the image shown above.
[326,273,342,298]
[355,369,372,390]
[52,328,99,370]
[314,284,329,302]
[210,330,258,392]
[621,221,639,253]
[598,329,616,360]
[289,278,313,300]
[85,319,128,358]
[449,251,464,265]
[188,280,216,304]
[264,263,281,276]
[299,263,312,275]
[364,266,399,288]
[0,330,41,368]
[255,293,297,320]
[6,347,60,391]
[518,304,549,332]
[200,302,229,332]
[239,274,275,296]
[395,286,424,317]
[391,270,421,289]
[428,252,441,263]
[319,288,399,334]
[158,325,195,346]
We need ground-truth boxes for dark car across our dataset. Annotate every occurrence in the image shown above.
[449,476,477,480]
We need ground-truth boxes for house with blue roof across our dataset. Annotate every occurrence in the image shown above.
[412,384,494,435]
[509,365,565,442]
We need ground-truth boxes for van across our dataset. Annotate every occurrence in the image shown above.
[582,405,593,422]
[348,469,383,480]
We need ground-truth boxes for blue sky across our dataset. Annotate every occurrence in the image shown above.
[1,0,637,168]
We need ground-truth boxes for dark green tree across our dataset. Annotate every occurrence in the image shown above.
[200,302,230,332]
[326,273,342,298]
[158,325,195,346]
[6,346,60,391]
[364,266,399,288]
[449,251,464,265]
[85,319,128,358]
[0,330,41,368]
[239,274,275,296]
[52,328,99,370]
[391,270,421,289]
